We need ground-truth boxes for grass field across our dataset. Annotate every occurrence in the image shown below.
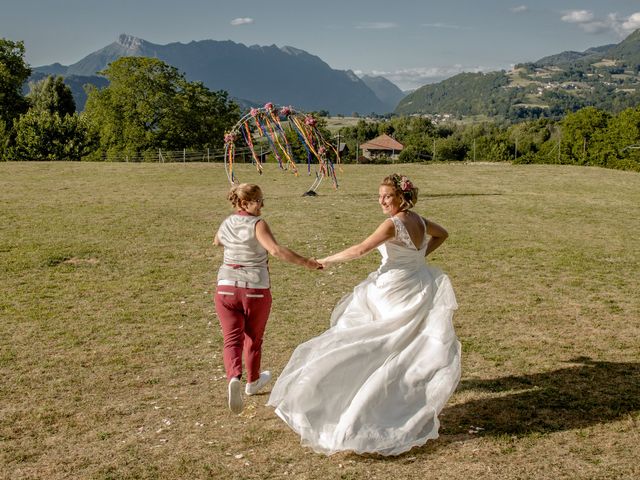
[324,116,375,133]
[1,161,639,479]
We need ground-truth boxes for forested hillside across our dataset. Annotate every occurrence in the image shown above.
[396,28,640,121]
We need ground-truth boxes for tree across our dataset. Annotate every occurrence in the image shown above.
[0,38,31,124]
[558,107,610,164]
[590,106,640,170]
[8,75,94,160]
[0,118,10,158]
[508,118,551,163]
[27,75,75,116]
[10,109,95,160]
[435,134,468,161]
[83,56,239,157]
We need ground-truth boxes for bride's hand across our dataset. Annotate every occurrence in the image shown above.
[306,257,323,270]
[318,257,332,269]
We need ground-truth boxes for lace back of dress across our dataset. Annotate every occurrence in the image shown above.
[392,216,414,249]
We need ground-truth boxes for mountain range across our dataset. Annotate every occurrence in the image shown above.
[396,28,640,119]
[31,34,402,115]
[32,30,640,120]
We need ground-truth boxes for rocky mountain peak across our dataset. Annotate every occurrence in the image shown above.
[117,34,145,52]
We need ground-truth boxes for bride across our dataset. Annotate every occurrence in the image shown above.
[267,174,461,456]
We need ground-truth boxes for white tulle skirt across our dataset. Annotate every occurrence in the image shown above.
[267,265,461,456]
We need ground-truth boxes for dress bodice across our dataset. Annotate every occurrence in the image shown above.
[377,215,427,271]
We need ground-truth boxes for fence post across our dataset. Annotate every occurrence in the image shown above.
[558,136,561,163]
[183,149,186,163]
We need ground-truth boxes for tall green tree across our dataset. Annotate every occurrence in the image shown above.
[27,75,76,116]
[170,82,240,149]
[9,75,94,160]
[83,57,239,157]
[0,38,31,124]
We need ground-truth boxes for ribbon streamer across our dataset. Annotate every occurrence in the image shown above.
[223,103,340,191]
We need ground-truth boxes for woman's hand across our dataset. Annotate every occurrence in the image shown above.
[318,258,332,269]
[307,258,324,270]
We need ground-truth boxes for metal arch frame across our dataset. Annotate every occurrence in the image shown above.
[223,104,338,193]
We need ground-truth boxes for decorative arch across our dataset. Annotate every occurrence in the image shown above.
[223,103,340,192]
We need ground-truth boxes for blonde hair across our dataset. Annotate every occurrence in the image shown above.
[227,183,262,209]
[381,174,419,211]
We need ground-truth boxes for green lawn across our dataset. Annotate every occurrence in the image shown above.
[324,116,374,133]
[1,162,639,479]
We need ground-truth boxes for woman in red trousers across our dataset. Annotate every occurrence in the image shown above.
[214,183,321,414]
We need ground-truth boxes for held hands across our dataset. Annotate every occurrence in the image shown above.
[303,256,335,270]
[306,257,324,270]
[317,257,333,269]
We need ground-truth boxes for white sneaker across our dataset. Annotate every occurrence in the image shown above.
[228,377,243,414]
[245,371,272,396]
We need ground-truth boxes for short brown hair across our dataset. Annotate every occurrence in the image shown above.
[227,183,262,209]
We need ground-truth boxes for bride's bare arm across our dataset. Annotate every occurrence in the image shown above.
[319,220,395,267]
[424,219,448,256]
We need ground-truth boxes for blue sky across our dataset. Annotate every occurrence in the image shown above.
[2,0,640,90]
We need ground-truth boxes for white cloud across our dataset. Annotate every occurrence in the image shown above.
[355,22,398,30]
[622,12,640,32]
[510,6,528,14]
[421,22,464,29]
[561,10,594,24]
[230,17,254,26]
[560,10,640,36]
[365,65,496,91]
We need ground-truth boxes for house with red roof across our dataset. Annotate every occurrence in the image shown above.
[359,134,404,162]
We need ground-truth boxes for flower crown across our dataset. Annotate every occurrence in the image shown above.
[392,174,414,193]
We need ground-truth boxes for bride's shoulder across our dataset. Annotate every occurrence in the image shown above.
[385,216,401,229]
[374,217,396,236]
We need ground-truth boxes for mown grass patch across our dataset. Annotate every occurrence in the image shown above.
[1,161,639,479]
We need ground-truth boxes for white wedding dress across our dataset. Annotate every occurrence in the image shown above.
[267,215,461,456]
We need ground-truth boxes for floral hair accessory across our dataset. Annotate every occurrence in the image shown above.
[392,174,413,193]
[400,176,413,192]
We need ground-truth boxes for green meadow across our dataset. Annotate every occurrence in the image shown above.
[1,162,639,479]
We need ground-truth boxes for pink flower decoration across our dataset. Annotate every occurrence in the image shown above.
[318,146,326,155]
[280,106,292,116]
[250,108,259,117]
[304,115,317,127]
[224,132,236,144]
[400,177,413,192]
[264,102,274,112]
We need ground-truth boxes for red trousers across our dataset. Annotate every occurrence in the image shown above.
[214,285,272,383]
